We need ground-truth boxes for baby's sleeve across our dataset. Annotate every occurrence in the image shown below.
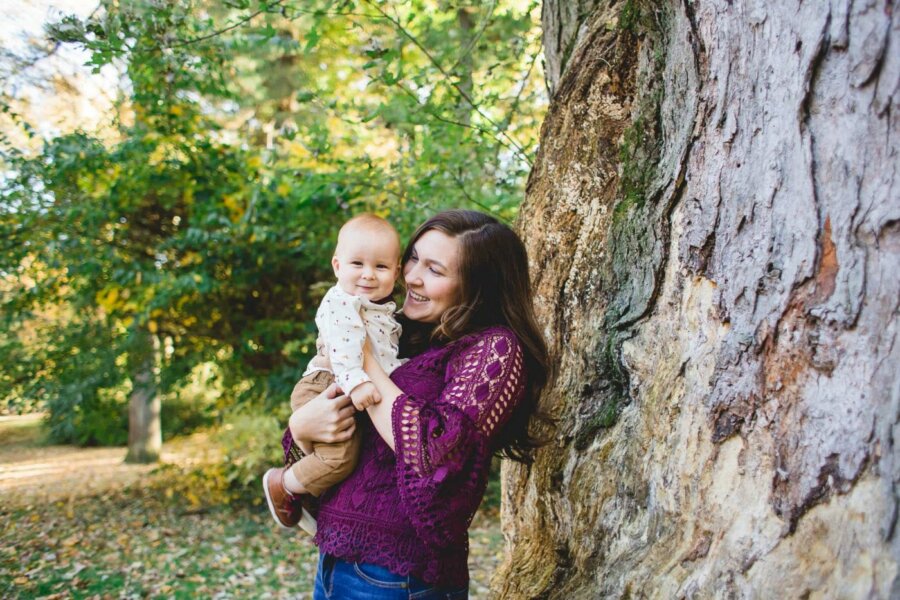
[317,289,370,395]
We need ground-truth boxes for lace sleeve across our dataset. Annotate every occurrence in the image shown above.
[391,329,525,548]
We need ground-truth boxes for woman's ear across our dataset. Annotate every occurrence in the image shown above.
[331,255,341,278]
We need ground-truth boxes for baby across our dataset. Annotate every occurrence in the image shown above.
[263,214,405,534]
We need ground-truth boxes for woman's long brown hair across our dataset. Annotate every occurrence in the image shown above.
[397,210,553,464]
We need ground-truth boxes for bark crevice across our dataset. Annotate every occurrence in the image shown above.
[501,0,899,597]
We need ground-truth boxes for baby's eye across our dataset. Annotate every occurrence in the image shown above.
[377,265,389,270]
[351,261,363,266]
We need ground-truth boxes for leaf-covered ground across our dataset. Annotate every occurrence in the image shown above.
[0,415,504,599]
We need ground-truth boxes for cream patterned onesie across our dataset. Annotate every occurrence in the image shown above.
[303,285,405,391]
[279,285,405,506]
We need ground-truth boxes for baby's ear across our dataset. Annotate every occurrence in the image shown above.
[331,255,341,277]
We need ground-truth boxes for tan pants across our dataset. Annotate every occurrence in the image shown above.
[288,370,361,497]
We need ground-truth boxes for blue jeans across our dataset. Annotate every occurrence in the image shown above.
[313,552,468,599]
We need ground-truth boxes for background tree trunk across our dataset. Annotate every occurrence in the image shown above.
[455,5,476,128]
[498,0,899,597]
[125,329,161,464]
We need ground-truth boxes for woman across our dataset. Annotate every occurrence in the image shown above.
[289,210,550,598]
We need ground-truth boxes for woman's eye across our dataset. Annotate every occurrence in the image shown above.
[429,267,443,276]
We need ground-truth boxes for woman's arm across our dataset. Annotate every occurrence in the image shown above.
[362,343,402,451]
[385,329,525,549]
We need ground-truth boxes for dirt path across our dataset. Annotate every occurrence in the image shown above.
[0,414,212,507]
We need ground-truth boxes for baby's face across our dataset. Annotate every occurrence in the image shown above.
[332,233,400,301]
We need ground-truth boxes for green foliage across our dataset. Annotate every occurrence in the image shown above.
[35,318,127,445]
[1,0,545,445]
[146,412,283,509]
[159,362,225,439]
[225,0,544,224]
[2,125,346,441]
[214,412,285,497]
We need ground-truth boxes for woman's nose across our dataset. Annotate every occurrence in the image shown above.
[404,263,422,285]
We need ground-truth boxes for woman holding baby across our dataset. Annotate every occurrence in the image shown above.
[268,209,550,599]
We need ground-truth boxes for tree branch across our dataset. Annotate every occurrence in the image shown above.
[500,44,542,135]
[360,0,533,166]
[390,81,528,160]
[449,170,511,224]
[168,0,285,48]
[283,6,381,19]
[447,0,497,75]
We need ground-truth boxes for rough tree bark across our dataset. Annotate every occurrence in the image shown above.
[497,0,899,597]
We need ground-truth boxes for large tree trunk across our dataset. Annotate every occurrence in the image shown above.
[125,329,161,464]
[498,0,899,597]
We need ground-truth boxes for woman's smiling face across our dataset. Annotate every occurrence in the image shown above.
[402,229,461,323]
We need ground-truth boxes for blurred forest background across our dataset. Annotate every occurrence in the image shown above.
[1,0,544,462]
[10,2,896,598]
[1,1,543,595]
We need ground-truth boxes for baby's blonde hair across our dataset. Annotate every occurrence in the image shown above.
[336,214,401,257]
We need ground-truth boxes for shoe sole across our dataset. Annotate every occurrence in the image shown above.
[262,469,295,531]
[298,508,317,536]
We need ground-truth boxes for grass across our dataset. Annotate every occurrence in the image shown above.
[2,492,320,599]
[0,415,504,599]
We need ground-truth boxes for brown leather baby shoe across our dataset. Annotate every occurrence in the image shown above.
[263,467,302,529]
[262,467,318,535]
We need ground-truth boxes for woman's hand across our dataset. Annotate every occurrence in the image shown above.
[289,383,356,446]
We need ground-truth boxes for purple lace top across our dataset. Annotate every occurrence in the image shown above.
[313,325,526,588]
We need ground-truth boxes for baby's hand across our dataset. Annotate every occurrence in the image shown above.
[350,382,381,411]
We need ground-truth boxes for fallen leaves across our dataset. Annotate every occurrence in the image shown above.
[0,482,321,599]
[0,421,503,598]
[2,482,504,599]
